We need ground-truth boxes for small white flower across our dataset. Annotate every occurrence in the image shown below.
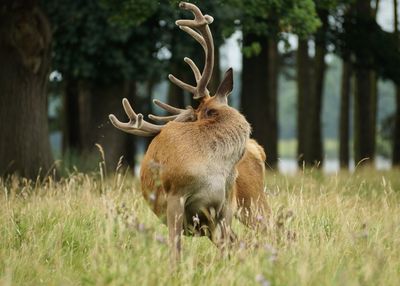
[149,193,156,201]
[192,214,200,225]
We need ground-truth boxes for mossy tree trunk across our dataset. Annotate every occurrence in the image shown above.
[0,2,53,179]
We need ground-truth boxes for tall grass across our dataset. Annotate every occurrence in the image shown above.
[0,169,399,285]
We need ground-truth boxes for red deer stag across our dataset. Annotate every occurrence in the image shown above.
[109,2,269,260]
[149,99,270,228]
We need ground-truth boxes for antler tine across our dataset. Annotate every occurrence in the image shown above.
[150,99,197,123]
[179,26,206,49]
[168,74,196,94]
[148,114,179,123]
[109,98,165,137]
[109,114,152,137]
[184,57,201,82]
[152,99,185,115]
[169,2,214,100]
[177,2,214,26]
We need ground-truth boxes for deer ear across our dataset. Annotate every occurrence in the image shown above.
[215,68,233,103]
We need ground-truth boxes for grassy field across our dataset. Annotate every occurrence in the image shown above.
[1,169,399,285]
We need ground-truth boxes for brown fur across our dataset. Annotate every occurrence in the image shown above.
[233,139,270,228]
[141,138,270,229]
[140,77,252,259]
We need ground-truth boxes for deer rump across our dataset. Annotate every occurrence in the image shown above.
[141,134,268,237]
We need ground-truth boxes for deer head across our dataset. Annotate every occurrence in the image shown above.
[109,2,236,135]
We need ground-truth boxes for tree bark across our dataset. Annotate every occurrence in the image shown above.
[241,33,278,168]
[369,0,380,161]
[266,39,279,167]
[296,39,312,167]
[296,39,312,166]
[353,0,374,167]
[0,2,54,179]
[393,0,400,166]
[370,71,378,160]
[141,79,154,150]
[62,79,135,172]
[305,9,328,167]
[90,82,133,171]
[124,81,138,171]
[339,61,352,169]
[394,88,400,165]
[62,78,81,152]
[354,68,374,165]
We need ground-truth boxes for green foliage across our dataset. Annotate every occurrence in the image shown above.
[242,42,262,58]
[43,0,165,83]
[99,0,158,27]
[224,0,320,38]
[332,1,400,85]
[280,0,321,38]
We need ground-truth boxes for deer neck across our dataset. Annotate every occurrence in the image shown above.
[200,109,251,166]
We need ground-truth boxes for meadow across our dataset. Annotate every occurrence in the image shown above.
[0,168,399,285]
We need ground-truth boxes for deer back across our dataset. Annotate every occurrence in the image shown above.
[141,93,251,222]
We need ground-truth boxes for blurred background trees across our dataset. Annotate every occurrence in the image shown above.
[0,0,399,179]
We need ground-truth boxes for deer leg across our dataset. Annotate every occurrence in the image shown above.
[167,194,184,263]
[211,205,236,257]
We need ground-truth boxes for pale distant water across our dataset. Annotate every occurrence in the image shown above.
[277,157,391,175]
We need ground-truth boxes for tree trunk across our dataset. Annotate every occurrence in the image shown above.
[142,79,154,149]
[63,79,134,171]
[353,0,374,167]
[90,82,132,171]
[0,3,54,179]
[167,62,186,108]
[305,9,328,167]
[241,33,278,168]
[296,39,312,166]
[394,88,400,166]
[266,39,279,167]
[369,0,380,161]
[62,78,81,152]
[124,81,138,171]
[370,71,378,160]
[354,68,374,166]
[339,61,352,169]
[393,0,400,166]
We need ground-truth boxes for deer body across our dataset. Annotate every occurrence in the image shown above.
[234,139,269,227]
[141,100,251,241]
[141,136,268,228]
[109,2,269,261]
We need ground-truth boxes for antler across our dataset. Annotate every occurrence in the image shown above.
[168,2,214,100]
[109,98,197,137]
[149,99,197,123]
[109,98,164,137]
